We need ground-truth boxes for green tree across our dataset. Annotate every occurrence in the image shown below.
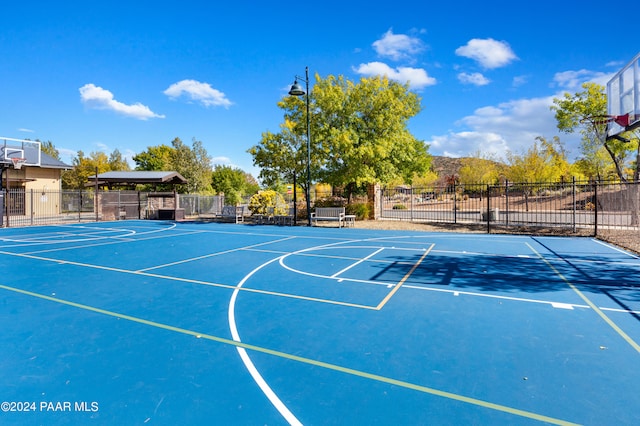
[211,165,260,205]
[551,82,637,181]
[108,149,131,171]
[249,117,316,196]
[133,144,174,171]
[133,139,213,194]
[506,136,569,183]
[40,140,60,160]
[313,75,430,199]
[171,137,212,194]
[248,190,287,216]
[458,152,502,184]
[62,150,110,189]
[249,73,431,202]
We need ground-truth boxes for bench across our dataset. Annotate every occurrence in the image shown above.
[274,207,295,226]
[219,205,245,223]
[311,207,346,227]
[253,207,275,225]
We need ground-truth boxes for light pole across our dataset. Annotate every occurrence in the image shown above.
[288,66,312,226]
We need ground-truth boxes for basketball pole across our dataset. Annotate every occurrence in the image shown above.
[1,164,5,227]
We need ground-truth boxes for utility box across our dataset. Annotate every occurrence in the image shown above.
[481,208,499,221]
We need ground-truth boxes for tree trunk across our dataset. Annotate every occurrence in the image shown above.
[603,142,628,182]
[629,183,640,226]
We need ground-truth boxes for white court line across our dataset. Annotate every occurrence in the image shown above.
[592,238,640,259]
[330,248,385,278]
[138,236,297,272]
[228,256,302,426]
[0,229,136,244]
[551,302,575,310]
[26,230,205,255]
[278,256,396,287]
[224,235,431,426]
[248,247,419,266]
[0,222,178,248]
[526,241,640,354]
[403,283,590,310]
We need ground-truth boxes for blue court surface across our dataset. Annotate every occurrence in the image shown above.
[1,220,639,425]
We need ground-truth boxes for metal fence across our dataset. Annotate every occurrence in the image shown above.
[0,190,230,227]
[2,182,639,252]
[1,189,98,227]
[179,194,225,218]
[379,179,640,242]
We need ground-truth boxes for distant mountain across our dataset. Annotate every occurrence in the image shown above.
[431,156,464,177]
[430,156,504,179]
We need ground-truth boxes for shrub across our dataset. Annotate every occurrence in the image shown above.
[314,196,347,208]
[248,190,287,216]
[392,204,407,210]
[346,202,370,220]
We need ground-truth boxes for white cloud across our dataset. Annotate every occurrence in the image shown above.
[211,156,232,165]
[512,75,529,87]
[58,147,77,164]
[17,128,35,133]
[373,29,425,61]
[428,67,616,163]
[94,142,109,152]
[455,38,518,69]
[164,79,232,108]
[354,62,436,90]
[428,95,582,161]
[458,72,490,86]
[430,131,510,159]
[79,84,165,120]
[552,69,611,89]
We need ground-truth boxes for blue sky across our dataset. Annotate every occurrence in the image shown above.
[1,1,637,178]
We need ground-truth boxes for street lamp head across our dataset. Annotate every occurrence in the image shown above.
[288,80,306,96]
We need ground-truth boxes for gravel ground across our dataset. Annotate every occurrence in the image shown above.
[353,219,640,255]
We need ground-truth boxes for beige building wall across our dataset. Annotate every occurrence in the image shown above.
[24,167,62,191]
[13,167,64,216]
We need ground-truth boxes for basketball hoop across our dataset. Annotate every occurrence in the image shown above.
[581,113,630,127]
[11,157,26,170]
[581,115,615,126]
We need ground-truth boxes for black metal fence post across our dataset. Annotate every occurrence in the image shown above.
[453,181,457,224]
[571,177,576,233]
[486,184,491,234]
[594,183,598,236]
[505,179,509,227]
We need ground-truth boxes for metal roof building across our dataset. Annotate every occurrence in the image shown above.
[87,171,188,189]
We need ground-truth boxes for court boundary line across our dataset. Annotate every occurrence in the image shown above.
[0,283,579,426]
[526,242,640,354]
[592,238,640,259]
